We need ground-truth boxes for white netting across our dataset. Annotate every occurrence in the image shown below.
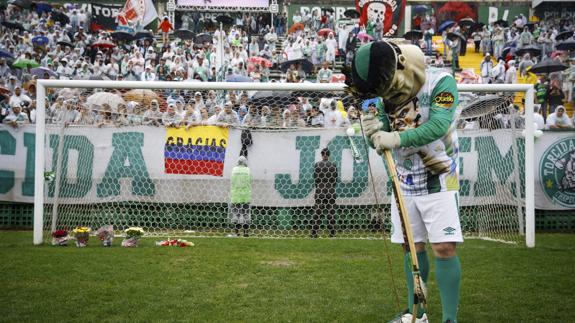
[39,82,525,243]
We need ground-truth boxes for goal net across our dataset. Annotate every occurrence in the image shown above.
[33,80,535,245]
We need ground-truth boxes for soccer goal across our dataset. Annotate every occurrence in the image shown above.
[32,80,535,247]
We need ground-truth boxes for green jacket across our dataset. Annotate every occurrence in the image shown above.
[230,165,252,204]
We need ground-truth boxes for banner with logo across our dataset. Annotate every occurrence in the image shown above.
[0,125,573,210]
[177,0,269,7]
[356,0,405,37]
[117,0,159,31]
[90,3,123,32]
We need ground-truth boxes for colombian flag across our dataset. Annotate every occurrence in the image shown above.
[164,126,228,177]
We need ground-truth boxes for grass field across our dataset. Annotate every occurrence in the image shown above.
[1,232,574,322]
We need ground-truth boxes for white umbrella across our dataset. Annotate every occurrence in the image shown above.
[86,92,126,112]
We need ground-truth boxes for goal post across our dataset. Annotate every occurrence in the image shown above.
[33,80,535,247]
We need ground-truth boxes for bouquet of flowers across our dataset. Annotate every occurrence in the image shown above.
[51,229,69,246]
[72,227,91,247]
[96,225,114,247]
[155,238,195,247]
[121,227,144,247]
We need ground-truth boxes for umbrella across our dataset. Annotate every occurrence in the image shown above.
[556,39,575,51]
[458,18,475,28]
[87,92,126,111]
[12,58,40,69]
[111,30,135,42]
[438,20,456,33]
[250,90,298,107]
[174,29,194,40]
[280,58,314,74]
[529,59,569,74]
[50,11,69,25]
[357,32,373,42]
[10,0,32,9]
[343,9,360,19]
[248,56,273,68]
[317,28,335,38]
[215,15,233,25]
[471,22,485,32]
[322,7,334,13]
[30,67,56,78]
[1,21,25,31]
[225,74,252,82]
[403,30,423,41]
[134,30,154,40]
[288,23,305,34]
[91,40,116,49]
[194,33,212,44]
[0,49,14,60]
[555,31,574,42]
[123,89,163,108]
[494,19,508,28]
[447,32,467,42]
[502,47,512,58]
[413,5,429,14]
[515,45,541,58]
[32,35,49,46]
[56,41,74,48]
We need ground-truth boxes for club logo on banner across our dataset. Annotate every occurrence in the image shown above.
[356,0,405,36]
[90,3,123,32]
[164,126,228,177]
[539,137,575,208]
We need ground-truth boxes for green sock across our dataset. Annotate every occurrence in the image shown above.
[404,251,429,317]
[435,256,461,323]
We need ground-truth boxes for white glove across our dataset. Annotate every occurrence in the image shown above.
[371,131,401,154]
[361,114,383,137]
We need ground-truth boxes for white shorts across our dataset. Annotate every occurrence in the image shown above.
[390,190,463,244]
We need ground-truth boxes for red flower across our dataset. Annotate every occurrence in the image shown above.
[52,230,68,238]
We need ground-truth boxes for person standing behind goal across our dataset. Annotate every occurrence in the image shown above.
[230,156,252,237]
[312,148,338,238]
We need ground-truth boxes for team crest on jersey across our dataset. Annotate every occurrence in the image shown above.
[539,138,575,208]
[433,92,454,108]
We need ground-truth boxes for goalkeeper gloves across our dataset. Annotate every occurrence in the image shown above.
[371,131,401,154]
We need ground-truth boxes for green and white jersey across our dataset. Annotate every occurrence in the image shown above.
[380,68,461,196]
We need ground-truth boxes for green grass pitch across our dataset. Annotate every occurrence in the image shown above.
[0,231,573,322]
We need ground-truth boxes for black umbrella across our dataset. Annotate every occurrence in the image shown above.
[111,30,135,42]
[1,21,25,31]
[194,33,212,44]
[280,58,314,74]
[56,40,74,48]
[10,0,32,9]
[413,5,429,14]
[403,30,423,41]
[343,9,360,19]
[215,15,233,25]
[174,29,194,40]
[471,22,485,32]
[502,47,512,58]
[555,30,574,42]
[494,19,508,28]
[322,7,335,13]
[524,22,536,32]
[458,18,475,28]
[134,30,154,40]
[447,32,466,42]
[556,39,575,51]
[529,59,569,74]
[515,45,541,58]
[250,90,298,108]
[51,11,70,25]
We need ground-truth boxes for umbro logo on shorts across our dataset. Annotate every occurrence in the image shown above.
[443,227,456,235]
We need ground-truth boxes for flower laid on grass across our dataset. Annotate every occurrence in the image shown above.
[122,227,144,247]
[96,225,114,247]
[155,239,195,247]
[51,230,69,246]
[72,227,91,247]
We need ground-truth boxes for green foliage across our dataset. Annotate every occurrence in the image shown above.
[0,232,573,322]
